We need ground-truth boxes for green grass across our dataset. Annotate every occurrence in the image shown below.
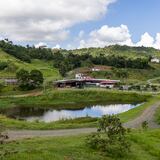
[0,89,151,109]
[155,106,160,124]
[119,95,160,123]
[0,89,153,130]
[1,129,160,160]
[0,49,61,80]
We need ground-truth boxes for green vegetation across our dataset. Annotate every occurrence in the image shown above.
[0,89,151,109]
[16,69,44,90]
[155,106,160,124]
[86,115,130,158]
[119,95,160,122]
[1,130,160,160]
[0,49,60,80]
[0,116,98,130]
[0,90,153,130]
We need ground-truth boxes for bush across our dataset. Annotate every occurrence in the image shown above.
[142,121,149,130]
[0,124,8,144]
[0,62,8,70]
[86,115,130,158]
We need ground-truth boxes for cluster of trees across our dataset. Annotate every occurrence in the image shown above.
[0,40,31,63]
[16,69,44,90]
[93,55,150,69]
[0,40,151,77]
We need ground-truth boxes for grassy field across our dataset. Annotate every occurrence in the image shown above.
[0,49,61,80]
[0,90,154,130]
[1,129,160,160]
[0,89,151,109]
[155,106,160,124]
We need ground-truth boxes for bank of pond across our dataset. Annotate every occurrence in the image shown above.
[0,89,153,129]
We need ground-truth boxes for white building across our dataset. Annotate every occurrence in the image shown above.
[91,68,101,72]
[75,73,84,80]
[151,58,160,63]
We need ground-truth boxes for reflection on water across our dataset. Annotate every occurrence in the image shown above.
[6,104,140,123]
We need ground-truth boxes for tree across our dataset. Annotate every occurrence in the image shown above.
[16,69,44,90]
[29,70,44,89]
[16,69,30,90]
[0,62,8,70]
[86,115,130,158]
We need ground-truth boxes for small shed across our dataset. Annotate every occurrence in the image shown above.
[5,79,18,85]
[151,58,160,63]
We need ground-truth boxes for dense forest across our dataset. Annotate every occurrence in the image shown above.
[0,40,159,76]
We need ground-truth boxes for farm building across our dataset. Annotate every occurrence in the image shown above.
[151,58,160,63]
[54,79,120,88]
[4,79,18,85]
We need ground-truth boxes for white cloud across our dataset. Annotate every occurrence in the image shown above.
[52,44,61,49]
[0,0,116,42]
[79,24,133,48]
[79,25,160,50]
[136,32,154,47]
[35,42,48,48]
[154,33,160,49]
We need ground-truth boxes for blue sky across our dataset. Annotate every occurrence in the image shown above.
[63,0,160,49]
[0,0,159,49]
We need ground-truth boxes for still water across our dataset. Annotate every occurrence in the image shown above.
[2,103,140,122]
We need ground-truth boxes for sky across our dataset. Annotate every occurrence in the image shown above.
[0,0,160,49]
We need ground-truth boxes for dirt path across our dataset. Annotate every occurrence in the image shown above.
[6,101,160,141]
[7,128,97,141]
[124,101,160,129]
[0,91,43,98]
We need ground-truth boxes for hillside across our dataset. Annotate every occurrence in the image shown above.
[69,45,160,58]
[0,49,61,80]
[1,43,160,84]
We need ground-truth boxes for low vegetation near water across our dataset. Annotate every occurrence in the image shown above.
[0,89,151,109]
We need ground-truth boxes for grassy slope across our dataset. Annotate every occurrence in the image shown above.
[1,130,160,160]
[0,49,61,80]
[70,45,160,58]
[69,63,160,84]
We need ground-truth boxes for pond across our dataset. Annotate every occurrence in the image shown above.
[1,103,141,123]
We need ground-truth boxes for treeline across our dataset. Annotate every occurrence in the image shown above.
[93,54,150,69]
[0,40,31,63]
[0,40,150,76]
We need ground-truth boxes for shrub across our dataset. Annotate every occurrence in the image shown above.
[86,115,130,158]
[0,62,8,70]
[141,121,149,130]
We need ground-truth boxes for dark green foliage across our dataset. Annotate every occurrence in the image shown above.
[113,68,129,78]
[30,70,44,89]
[16,69,44,90]
[0,83,4,92]
[16,69,30,90]
[142,121,149,130]
[0,40,31,63]
[0,62,8,70]
[86,115,130,158]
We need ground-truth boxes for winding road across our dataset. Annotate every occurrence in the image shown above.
[6,100,160,141]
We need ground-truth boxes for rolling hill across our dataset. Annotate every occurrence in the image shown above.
[0,49,61,80]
